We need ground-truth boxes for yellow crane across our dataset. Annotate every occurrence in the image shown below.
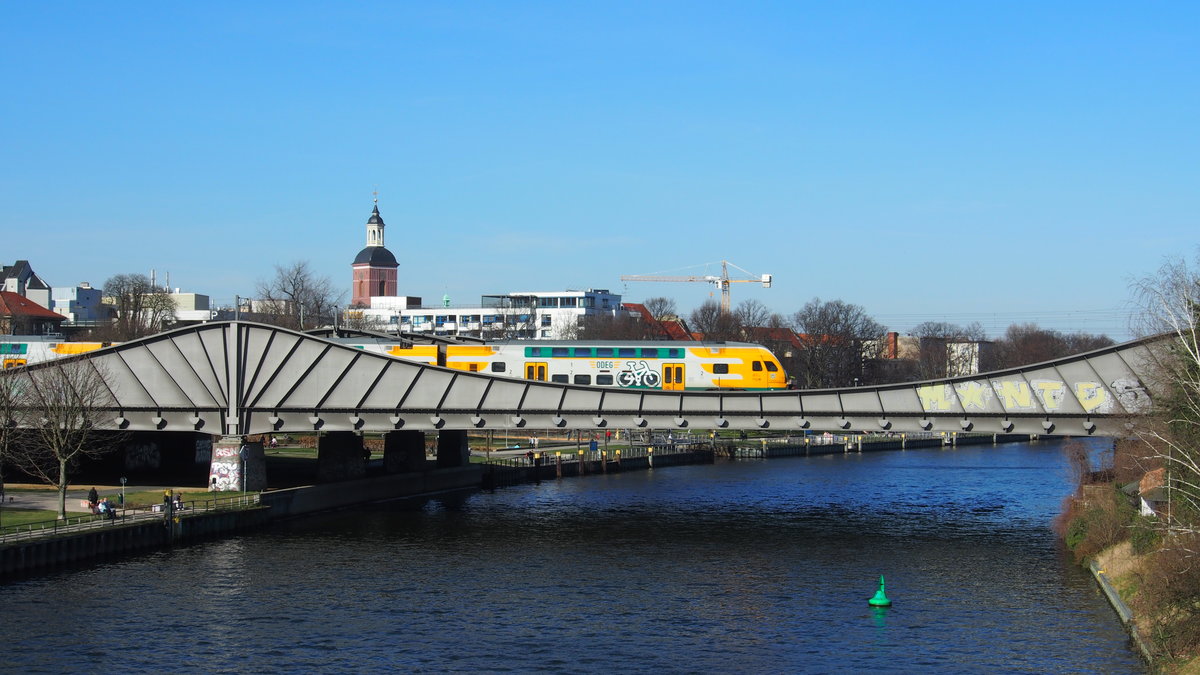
[620,260,772,314]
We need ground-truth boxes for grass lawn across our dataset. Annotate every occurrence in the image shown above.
[0,508,70,528]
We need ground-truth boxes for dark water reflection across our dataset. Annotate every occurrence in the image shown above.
[2,439,1143,673]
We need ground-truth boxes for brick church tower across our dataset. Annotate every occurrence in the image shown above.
[350,201,398,307]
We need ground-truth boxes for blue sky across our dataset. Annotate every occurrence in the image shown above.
[3,2,1196,340]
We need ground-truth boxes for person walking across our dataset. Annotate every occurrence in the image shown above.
[87,487,99,512]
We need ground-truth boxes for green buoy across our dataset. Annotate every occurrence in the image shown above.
[868,575,892,607]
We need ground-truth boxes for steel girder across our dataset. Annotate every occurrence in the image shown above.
[50,321,1163,437]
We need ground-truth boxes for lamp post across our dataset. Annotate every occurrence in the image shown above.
[237,445,246,497]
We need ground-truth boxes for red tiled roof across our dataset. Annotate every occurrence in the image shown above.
[0,290,64,321]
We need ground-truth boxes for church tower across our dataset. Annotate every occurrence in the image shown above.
[351,200,398,307]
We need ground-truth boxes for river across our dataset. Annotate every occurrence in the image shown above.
[1,438,1143,673]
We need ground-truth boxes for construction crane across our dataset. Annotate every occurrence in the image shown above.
[620,260,772,314]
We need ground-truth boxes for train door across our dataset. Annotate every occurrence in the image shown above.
[525,362,547,381]
[662,363,685,391]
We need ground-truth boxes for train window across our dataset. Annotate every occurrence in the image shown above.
[551,374,569,383]
[752,361,763,371]
[526,347,544,357]
[618,348,636,357]
[596,347,614,357]
[552,347,570,357]
[573,374,591,385]
[713,363,729,374]
[573,348,593,357]
[491,362,506,372]
[642,348,658,358]
[765,362,778,371]
[596,374,614,385]
[667,349,682,358]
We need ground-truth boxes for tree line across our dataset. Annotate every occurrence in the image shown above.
[576,295,1116,388]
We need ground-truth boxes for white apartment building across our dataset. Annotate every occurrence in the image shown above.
[351,289,628,339]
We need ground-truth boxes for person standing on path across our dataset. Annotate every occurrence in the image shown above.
[87,487,99,512]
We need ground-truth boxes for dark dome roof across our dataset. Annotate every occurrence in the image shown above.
[367,205,385,226]
[353,246,398,267]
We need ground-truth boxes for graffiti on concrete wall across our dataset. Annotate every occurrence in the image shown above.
[208,445,241,491]
[124,441,162,470]
[917,377,1144,415]
[194,437,213,464]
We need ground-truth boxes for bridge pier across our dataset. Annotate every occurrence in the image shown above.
[383,430,427,473]
[208,436,266,492]
[436,430,470,468]
[316,431,368,482]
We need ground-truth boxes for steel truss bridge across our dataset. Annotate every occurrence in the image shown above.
[26,321,1165,438]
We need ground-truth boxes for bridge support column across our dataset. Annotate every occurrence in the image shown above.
[383,431,426,473]
[208,436,266,492]
[436,430,470,468]
[316,432,368,482]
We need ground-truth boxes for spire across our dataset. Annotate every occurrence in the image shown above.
[366,195,385,247]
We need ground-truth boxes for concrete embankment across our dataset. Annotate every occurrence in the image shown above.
[1,507,273,577]
[729,432,1036,458]
[482,447,713,489]
[1090,560,1154,663]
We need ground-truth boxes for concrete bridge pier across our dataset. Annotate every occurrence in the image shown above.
[383,430,427,473]
[208,436,266,492]
[316,431,368,482]
[436,430,470,468]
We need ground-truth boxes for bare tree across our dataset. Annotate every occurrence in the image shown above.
[8,359,125,519]
[0,371,23,520]
[102,273,176,340]
[255,261,345,330]
[911,321,990,379]
[733,298,779,330]
[689,300,743,342]
[1132,253,1200,531]
[642,297,678,320]
[790,298,887,388]
[994,323,1114,370]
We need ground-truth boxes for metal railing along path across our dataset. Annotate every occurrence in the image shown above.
[0,494,261,545]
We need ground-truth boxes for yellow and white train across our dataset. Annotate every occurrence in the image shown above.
[0,340,112,369]
[350,339,789,391]
[2,335,790,391]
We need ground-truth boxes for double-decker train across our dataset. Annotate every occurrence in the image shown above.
[2,334,790,391]
[347,339,789,391]
[0,339,112,369]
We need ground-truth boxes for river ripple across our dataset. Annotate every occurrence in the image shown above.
[1,439,1143,673]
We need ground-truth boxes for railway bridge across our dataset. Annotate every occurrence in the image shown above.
[12,321,1166,489]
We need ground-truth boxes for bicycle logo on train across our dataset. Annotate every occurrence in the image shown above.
[616,360,661,388]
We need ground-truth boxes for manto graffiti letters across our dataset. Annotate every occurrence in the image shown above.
[918,377,1140,415]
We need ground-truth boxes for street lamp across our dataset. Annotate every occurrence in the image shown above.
[237,445,246,496]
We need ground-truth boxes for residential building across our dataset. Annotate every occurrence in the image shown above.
[0,290,66,335]
[1,260,52,309]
